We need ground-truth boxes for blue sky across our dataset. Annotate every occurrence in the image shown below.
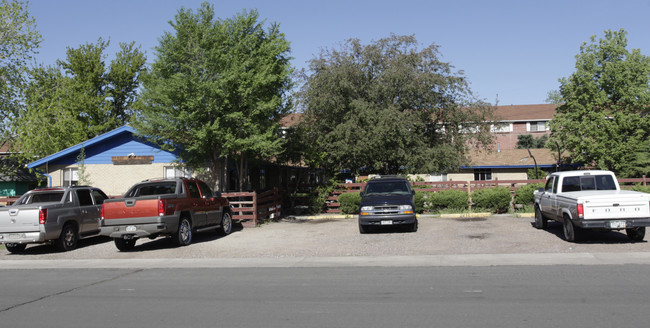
[27,0,650,106]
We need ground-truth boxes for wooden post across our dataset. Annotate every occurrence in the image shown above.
[252,192,258,226]
[467,181,472,211]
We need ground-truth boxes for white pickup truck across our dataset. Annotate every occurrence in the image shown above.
[534,170,650,242]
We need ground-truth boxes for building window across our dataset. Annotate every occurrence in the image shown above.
[164,166,191,178]
[62,168,78,186]
[528,121,548,132]
[474,169,492,181]
[490,123,512,133]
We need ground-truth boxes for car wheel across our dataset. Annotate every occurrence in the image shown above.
[626,227,645,242]
[563,217,579,242]
[359,223,369,234]
[173,217,193,246]
[535,206,547,230]
[409,219,418,233]
[218,212,233,236]
[5,243,27,254]
[114,238,136,251]
[55,223,79,251]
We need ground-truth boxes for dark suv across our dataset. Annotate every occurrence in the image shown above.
[358,176,417,233]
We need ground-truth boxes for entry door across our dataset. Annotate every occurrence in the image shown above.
[539,176,557,219]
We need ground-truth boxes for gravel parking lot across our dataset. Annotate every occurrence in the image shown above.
[2,214,650,261]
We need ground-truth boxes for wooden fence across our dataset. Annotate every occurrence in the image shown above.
[223,187,282,227]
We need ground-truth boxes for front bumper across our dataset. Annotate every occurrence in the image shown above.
[576,218,650,229]
[358,213,417,226]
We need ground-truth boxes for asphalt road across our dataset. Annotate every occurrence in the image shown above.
[2,265,650,328]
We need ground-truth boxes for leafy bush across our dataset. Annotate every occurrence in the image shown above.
[629,185,650,193]
[414,190,426,213]
[514,183,543,205]
[471,187,512,213]
[426,189,469,212]
[338,192,361,214]
[308,179,337,214]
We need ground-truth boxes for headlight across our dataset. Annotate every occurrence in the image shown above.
[361,206,374,211]
[398,205,412,211]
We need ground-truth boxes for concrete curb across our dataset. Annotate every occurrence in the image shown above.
[288,212,534,220]
[3,252,650,269]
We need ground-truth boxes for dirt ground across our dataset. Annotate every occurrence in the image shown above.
[3,214,650,261]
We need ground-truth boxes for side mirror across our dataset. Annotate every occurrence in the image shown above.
[214,191,222,198]
[537,188,544,193]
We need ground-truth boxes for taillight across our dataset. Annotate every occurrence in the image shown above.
[100,203,105,220]
[158,199,166,216]
[39,208,47,224]
[577,204,584,219]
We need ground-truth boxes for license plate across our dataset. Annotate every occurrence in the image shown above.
[7,233,23,240]
[126,225,137,232]
[609,221,626,229]
[381,220,393,225]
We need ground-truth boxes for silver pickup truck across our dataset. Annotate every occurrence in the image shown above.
[0,186,108,253]
[534,170,650,242]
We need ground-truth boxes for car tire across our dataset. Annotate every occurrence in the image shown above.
[409,219,418,233]
[173,217,193,246]
[359,223,370,234]
[55,223,79,251]
[563,216,579,242]
[535,206,547,230]
[626,227,645,242]
[218,212,233,236]
[5,243,27,254]
[114,238,136,251]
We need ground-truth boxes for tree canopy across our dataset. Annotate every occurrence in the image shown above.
[516,134,548,149]
[12,38,146,159]
[296,34,494,176]
[0,0,41,151]
[133,3,293,190]
[549,29,650,176]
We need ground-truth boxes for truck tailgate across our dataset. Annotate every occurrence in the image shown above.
[102,197,161,222]
[0,206,40,233]
[581,191,650,220]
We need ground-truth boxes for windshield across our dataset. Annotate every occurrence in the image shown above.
[364,181,411,196]
[561,174,617,192]
[17,191,65,205]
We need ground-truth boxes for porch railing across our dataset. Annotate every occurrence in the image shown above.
[223,187,282,227]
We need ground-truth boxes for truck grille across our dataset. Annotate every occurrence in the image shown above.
[372,206,399,215]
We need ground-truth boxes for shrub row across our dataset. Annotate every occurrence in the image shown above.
[336,184,545,214]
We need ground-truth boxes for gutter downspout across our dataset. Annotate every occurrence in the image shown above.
[33,169,52,187]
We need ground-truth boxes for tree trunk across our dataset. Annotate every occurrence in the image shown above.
[222,155,228,191]
[238,154,245,192]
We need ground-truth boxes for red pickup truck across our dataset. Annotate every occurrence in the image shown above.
[100,178,232,251]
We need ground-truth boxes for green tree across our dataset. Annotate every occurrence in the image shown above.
[297,34,494,176]
[12,39,146,159]
[550,29,650,175]
[545,89,563,105]
[516,134,548,149]
[0,0,41,154]
[133,3,293,191]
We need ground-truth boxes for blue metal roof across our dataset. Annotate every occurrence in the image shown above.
[27,125,138,168]
[460,164,557,169]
